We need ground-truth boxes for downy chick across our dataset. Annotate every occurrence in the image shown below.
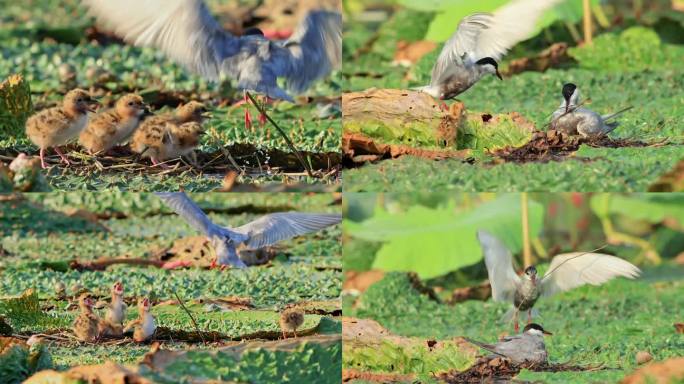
[550,83,632,138]
[130,101,208,166]
[25,89,99,168]
[100,281,127,337]
[72,294,101,342]
[79,94,148,154]
[279,307,305,339]
[124,297,156,342]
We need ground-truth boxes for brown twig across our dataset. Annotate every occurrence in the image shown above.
[245,91,314,177]
[173,291,206,344]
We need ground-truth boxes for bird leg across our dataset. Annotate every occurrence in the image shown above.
[513,310,519,333]
[282,330,287,340]
[54,147,71,165]
[258,96,270,126]
[39,148,48,169]
[243,92,253,131]
[150,157,170,169]
[293,329,297,338]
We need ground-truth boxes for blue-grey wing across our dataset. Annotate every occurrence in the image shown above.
[82,0,237,81]
[281,10,342,94]
[155,192,222,236]
[233,212,341,249]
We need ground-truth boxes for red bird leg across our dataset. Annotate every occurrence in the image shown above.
[258,96,269,126]
[209,259,217,269]
[39,148,48,169]
[54,146,70,165]
[513,310,519,333]
[243,93,253,130]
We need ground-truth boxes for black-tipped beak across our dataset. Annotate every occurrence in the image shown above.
[543,330,553,336]
[201,112,213,118]
[496,71,503,81]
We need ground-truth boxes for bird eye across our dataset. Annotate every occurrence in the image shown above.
[77,98,83,102]
[128,101,134,106]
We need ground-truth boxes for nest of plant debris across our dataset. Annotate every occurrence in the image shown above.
[1,143,340,178]
[436,356,604,383]
[493,130,658,163]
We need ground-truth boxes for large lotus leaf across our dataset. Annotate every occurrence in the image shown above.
[142,335,341,384]
[345,194,543,279]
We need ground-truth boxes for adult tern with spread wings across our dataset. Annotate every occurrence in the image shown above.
[477,230,640,332]
[157,192,341,268]
[417,0,561,101]
[82,0,342,127]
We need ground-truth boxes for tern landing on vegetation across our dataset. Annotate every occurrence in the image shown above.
[416,0,562,101]
[477,230,641,332]
[550,83,634,138]
[466,323,551,365]
[156,192,342,268]
[82,0,342,103]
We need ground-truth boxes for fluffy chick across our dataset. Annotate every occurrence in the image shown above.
[124,297,156,342]
[26,89,98,168]
[79,94,147,154]
[130,102,207,166]
[72,294,100,342]
[100,281,127,337]
[279,307,305,339]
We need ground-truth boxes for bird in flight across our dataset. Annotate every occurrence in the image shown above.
[82,0,342,127]
[156,192,341,268]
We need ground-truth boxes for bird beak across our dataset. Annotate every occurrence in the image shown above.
[543,330,553,335]
[496,70,503,81]
[87,98,101,113]
[201,112,213,118]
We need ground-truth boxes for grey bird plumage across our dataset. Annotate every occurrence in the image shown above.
[156,192,342,268]
[477,230,641,330]
[466,323,551,365]
[550,83,633,137]
[82,0,342,102]
[417,0,562,100]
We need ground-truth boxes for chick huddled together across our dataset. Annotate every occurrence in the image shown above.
[25,89,207,168]
[71,282,156,343]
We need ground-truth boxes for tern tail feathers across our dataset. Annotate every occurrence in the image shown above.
[463,338,506,357]
[602,106,633,121]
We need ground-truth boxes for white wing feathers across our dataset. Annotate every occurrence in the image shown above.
[284,11,342,94]
[83,0,231,81]
[477,230,521,302]
[155,192,224,237]
[541,253,641,297]
[235,212,342,249]
[431,0,562,85]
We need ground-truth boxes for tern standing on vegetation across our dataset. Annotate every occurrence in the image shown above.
[82,0,342,129]
[156,192,342,268]
[477,230,641,332]
[550,83,633,138]
[417,0,562,102]
[466,323,551,365]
